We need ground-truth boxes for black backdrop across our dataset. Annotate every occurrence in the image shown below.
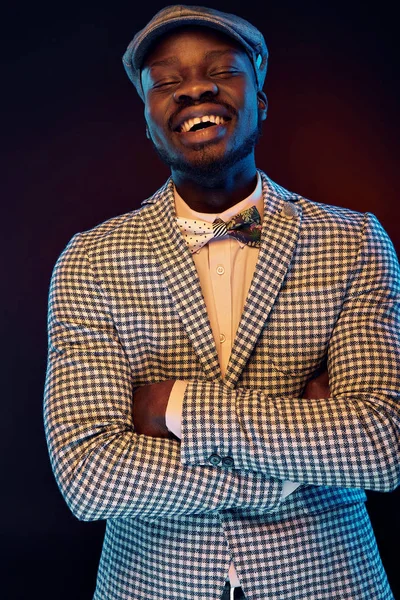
[2,1,399,598]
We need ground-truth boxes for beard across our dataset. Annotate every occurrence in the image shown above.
[147,118,263,186]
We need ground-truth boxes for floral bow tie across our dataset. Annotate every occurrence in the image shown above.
[176,205,262,253]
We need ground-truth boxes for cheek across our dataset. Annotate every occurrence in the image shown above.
[231,87,260,129]
[145,105,170,143]
[237,101,259,135]
[147,121,163,142]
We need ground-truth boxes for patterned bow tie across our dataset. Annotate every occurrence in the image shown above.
[177,205,262,253]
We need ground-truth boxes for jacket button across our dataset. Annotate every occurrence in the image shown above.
[208,453,222,466]
[222,456,235,468]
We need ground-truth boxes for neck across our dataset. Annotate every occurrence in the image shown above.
[171,160,258,214]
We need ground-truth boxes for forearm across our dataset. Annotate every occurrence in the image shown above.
[180,377,400,491]
[45,361,283,521]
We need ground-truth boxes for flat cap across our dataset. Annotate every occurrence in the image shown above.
[122,4,268,101]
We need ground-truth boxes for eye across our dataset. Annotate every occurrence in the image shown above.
[210,68,241,79]
[152,79,179,89]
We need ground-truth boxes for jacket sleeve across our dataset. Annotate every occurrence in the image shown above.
[180,213,400,492]
[44,233,284,522]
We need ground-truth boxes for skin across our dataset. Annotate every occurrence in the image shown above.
[132,27,330,438]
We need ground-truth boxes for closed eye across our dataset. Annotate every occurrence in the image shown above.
[153,80,179,89]
[212,69,240,77]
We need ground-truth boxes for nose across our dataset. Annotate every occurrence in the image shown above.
[173,77,218,103]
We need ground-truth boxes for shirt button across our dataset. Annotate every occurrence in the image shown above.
[216,265,225,275]
[220,333,226,343]
[208,454,222,466]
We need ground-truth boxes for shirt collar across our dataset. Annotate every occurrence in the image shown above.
[174,172,264,223]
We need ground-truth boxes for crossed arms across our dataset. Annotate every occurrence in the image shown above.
[131,371,331,439]
[44,212,400,522]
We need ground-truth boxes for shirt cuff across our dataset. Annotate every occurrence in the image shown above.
[166,380,188,439]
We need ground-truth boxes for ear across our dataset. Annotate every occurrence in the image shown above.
[257,91,268,121]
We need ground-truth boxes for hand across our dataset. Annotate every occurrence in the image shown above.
[132,380,176,438]
[302,369,331,399]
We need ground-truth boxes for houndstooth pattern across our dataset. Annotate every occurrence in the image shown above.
[44,171,399,599]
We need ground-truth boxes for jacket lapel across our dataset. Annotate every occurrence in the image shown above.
[140,179,221,380]
[140,173,301,386]
[224,172,302,387]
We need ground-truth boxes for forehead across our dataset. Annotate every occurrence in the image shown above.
[142,25,249,69]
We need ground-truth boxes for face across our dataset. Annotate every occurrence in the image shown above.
[140,27,267,180]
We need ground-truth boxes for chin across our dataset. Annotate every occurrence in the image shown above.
[154,139,260,181]
[149,121,262,180]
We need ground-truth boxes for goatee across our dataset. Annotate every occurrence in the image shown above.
[148,121,262,187]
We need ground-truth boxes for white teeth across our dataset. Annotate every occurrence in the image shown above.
[179,115,226,132]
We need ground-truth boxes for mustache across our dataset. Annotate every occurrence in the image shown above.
[168,95,237,130]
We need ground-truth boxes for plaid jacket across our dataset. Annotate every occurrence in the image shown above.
[44,171,400,599]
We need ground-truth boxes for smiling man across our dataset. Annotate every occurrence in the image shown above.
[44,5,400,600]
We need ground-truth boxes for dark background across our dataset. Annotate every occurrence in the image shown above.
[2,1,399,598]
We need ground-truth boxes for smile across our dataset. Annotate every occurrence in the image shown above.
[176,115,230,133]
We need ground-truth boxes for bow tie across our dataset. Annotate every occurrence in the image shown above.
[176,205,262,253]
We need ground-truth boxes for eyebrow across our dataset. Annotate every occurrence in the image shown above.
[147,56,179,69]
[146,48,244,70]
[204,48,244,60]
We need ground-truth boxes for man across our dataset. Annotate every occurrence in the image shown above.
[44,5,400,599]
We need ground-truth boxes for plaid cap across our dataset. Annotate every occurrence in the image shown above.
[122,4,269,102]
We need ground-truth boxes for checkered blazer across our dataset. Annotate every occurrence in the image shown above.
[44,171,400,599]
